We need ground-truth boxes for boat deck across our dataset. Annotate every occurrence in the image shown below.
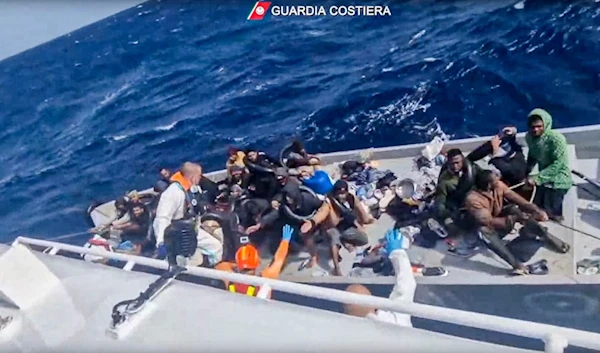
[84,125,600,285]
[277,141,600,283]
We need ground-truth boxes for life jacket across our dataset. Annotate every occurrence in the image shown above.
[228,283,260,296]
[170,172,210,218]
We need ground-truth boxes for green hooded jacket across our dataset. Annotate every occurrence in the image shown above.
[525,108,573,190]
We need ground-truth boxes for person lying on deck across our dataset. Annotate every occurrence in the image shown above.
[247,183,330,269]
[433,148,481,250]
[343,228,416,327]
[525,108,574,222]
[467,127,528,187]
[215,224,294,298]
[325,180,374,276]
[465,170,570,276]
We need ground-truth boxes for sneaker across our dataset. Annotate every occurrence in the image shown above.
[428,218,449,239]
[422,267,448,277]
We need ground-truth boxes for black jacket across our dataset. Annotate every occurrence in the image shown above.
[199,177,219,204]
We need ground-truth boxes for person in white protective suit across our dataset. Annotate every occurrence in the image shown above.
[343,228,416,327]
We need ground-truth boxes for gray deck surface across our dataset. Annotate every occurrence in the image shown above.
[279,145,600,283]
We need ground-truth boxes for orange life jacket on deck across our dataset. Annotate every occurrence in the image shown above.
[228,283,260,296]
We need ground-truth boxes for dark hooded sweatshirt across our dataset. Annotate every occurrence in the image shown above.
[242,152,281,200]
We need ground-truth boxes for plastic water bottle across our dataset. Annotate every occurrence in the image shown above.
[434,154,446,166]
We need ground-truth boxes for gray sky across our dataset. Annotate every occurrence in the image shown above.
[0,1,143,61]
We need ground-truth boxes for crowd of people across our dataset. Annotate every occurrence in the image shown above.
[88,139,385,278]
[86,107,574,325]
[430,108,572,275]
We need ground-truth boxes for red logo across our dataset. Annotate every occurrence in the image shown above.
[248,2,271,20]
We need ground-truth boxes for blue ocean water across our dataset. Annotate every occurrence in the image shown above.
[0,0,599,242]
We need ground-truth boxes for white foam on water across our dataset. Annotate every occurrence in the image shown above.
[514,1,525,10]
[408,29,426,45]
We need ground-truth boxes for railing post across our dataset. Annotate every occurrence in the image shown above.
[544,334,568,353]
[256,283,272,300]
[123,261,136,271]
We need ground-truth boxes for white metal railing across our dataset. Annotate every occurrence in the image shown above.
[11,236,600,353]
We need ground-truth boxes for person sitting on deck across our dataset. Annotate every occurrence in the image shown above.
[465,170,570,275]
[111,201,154,255]
[246,183,330,269]
[343,228,416,327]
[88,197,131,234]
[433,148,481,250]
[154,168,173,194]
[226,147,246,178]
[242,147,280,200]
[271,167,302,209]
[325,180,374,276]
[525,108,574,222]
[467,127,528,187]
[224,165,246,188]
[215,224,294,298]
[284,139,321,169]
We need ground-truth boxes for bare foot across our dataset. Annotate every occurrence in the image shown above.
[307,257,318,268]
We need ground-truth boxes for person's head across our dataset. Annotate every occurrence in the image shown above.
[527,108,552,138]
[181,162,203,186]
[159,168,172,181]
[230,184,244,199]
[244,147,259,162]
[228,147,239,162]
[332,180,350,202]
[474,170,499,192]
[131,203,145,217]
[235,244,260,275]
[528,115,544,138]
[275,167,289,184]
[230,165,245,181]
[290,139,306,154]
[446,148,464,174]
[343,284,376,317]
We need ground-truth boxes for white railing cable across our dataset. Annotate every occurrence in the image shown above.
[12,236,600,352]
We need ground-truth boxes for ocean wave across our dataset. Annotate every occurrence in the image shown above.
[1,0,599,240]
